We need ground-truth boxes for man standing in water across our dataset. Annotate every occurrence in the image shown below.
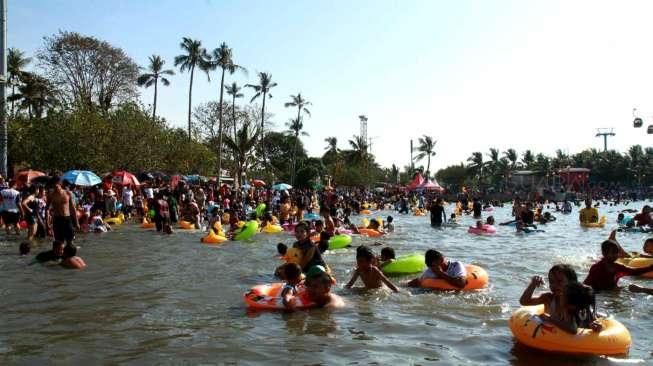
[45,177,79,248]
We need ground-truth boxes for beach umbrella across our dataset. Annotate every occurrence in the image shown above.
[62,170,102,186]
[241,183,252,189]
[138,172,155,182]
[170,175,186,188]
[112,170,140,186]
[16,170,45,187]
[252,179,266,187]
[30,175,52,186]
[272,183,292,191]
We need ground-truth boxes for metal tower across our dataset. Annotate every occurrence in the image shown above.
[595,128,615,152]
[358,115,368,152]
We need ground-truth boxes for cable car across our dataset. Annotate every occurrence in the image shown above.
[634,117,643,128]
[648,125,653,134]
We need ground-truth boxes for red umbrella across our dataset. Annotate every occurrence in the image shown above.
[16,170,45,188]
[111,170,140,187]
[252,179,266,187]
[170,175,185,188]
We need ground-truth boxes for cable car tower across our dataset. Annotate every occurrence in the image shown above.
[359,115,368,152]
[595,128,615,152]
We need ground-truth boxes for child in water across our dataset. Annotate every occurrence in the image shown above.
[305,265,345,309]
[281,263,304,310]
[584,239,653,292]
[345,246,399,292]
[519,264,590,332]
[378,247,396,267]
[384,216,395,233]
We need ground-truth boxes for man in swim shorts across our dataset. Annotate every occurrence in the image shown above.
[46,177,79,248]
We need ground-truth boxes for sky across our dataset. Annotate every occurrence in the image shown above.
[11,0,653,172]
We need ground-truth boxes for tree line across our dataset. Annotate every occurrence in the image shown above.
[434,146,653,193]
[6,31,395,188]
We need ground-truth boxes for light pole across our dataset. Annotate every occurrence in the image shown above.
[0,0,7,178]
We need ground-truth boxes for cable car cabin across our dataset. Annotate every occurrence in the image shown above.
[648,125,653,134]
[634,117,643,128]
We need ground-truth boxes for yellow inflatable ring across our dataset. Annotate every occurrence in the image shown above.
[616,257,653,278]
[580,216,607,228]
[421,264,488,290]
[105,216,123,225]
[262,224,283,233]
[201,230,228,244]
[509,305,631,355]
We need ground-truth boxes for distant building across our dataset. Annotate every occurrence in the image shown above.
[558,167,590,191]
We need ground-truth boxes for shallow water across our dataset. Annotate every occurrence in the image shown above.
[1,203,652,365]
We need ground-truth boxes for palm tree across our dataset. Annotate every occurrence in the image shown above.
[137,55,174,120]
[8,72,56,118]
[174,37,212,140]
[414,135,436,178]
[7,48,32,115]
[324,136,338,155]
[467,152,484,178]
[521,149,535,170]
[504,148,519,170]
[286,117,309,185]
[284,93,311,127]
[225,82,244,142]
[224,121,260,186]
[348,135,369,164]
[245,72,277,131]
[210,43,247,186]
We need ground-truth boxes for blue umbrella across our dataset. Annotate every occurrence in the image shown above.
[241,183,252,189]
[62,170,102,186]
[272,183,292,191]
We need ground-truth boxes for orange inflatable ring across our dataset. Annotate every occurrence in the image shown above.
[243,283,315,310]
[358,228,383,237]
[179,220,195,230]
[421,264,488,290]
[509,305,631,355]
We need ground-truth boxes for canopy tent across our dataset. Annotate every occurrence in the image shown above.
[417,179,445,192]
[406,173,425,191]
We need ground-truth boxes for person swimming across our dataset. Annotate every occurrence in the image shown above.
[345,246,399,292]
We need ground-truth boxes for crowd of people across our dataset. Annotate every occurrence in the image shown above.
[4,172,653,319]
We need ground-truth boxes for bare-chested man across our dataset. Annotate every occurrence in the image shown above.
[46,177,79,247]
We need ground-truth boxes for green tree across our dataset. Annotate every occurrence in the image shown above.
[286,117,309,186]
[38,31,139,111]
[246,72,277,131]
[7,48,32,115]
[224,120,260,184]
[225,82,244,141]
[467,151,484,178]
[504,148,519,170]
[8,72,57,118]
[210,42,246,185]
[347,135,369,165]
[414,135,436,177]
[137,55,174,120]
[284,93,311,127]
[521,149,535,170]
[174,37,212,140]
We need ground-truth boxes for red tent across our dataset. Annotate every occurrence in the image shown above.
[407,173,425,191]
[418,179,445,192]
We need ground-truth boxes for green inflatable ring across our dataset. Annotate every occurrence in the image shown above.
[148,209,155,218]
[328,234,352,250]
[381,254,426,276]
[234,220,259,241]
[255,203,267,218]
